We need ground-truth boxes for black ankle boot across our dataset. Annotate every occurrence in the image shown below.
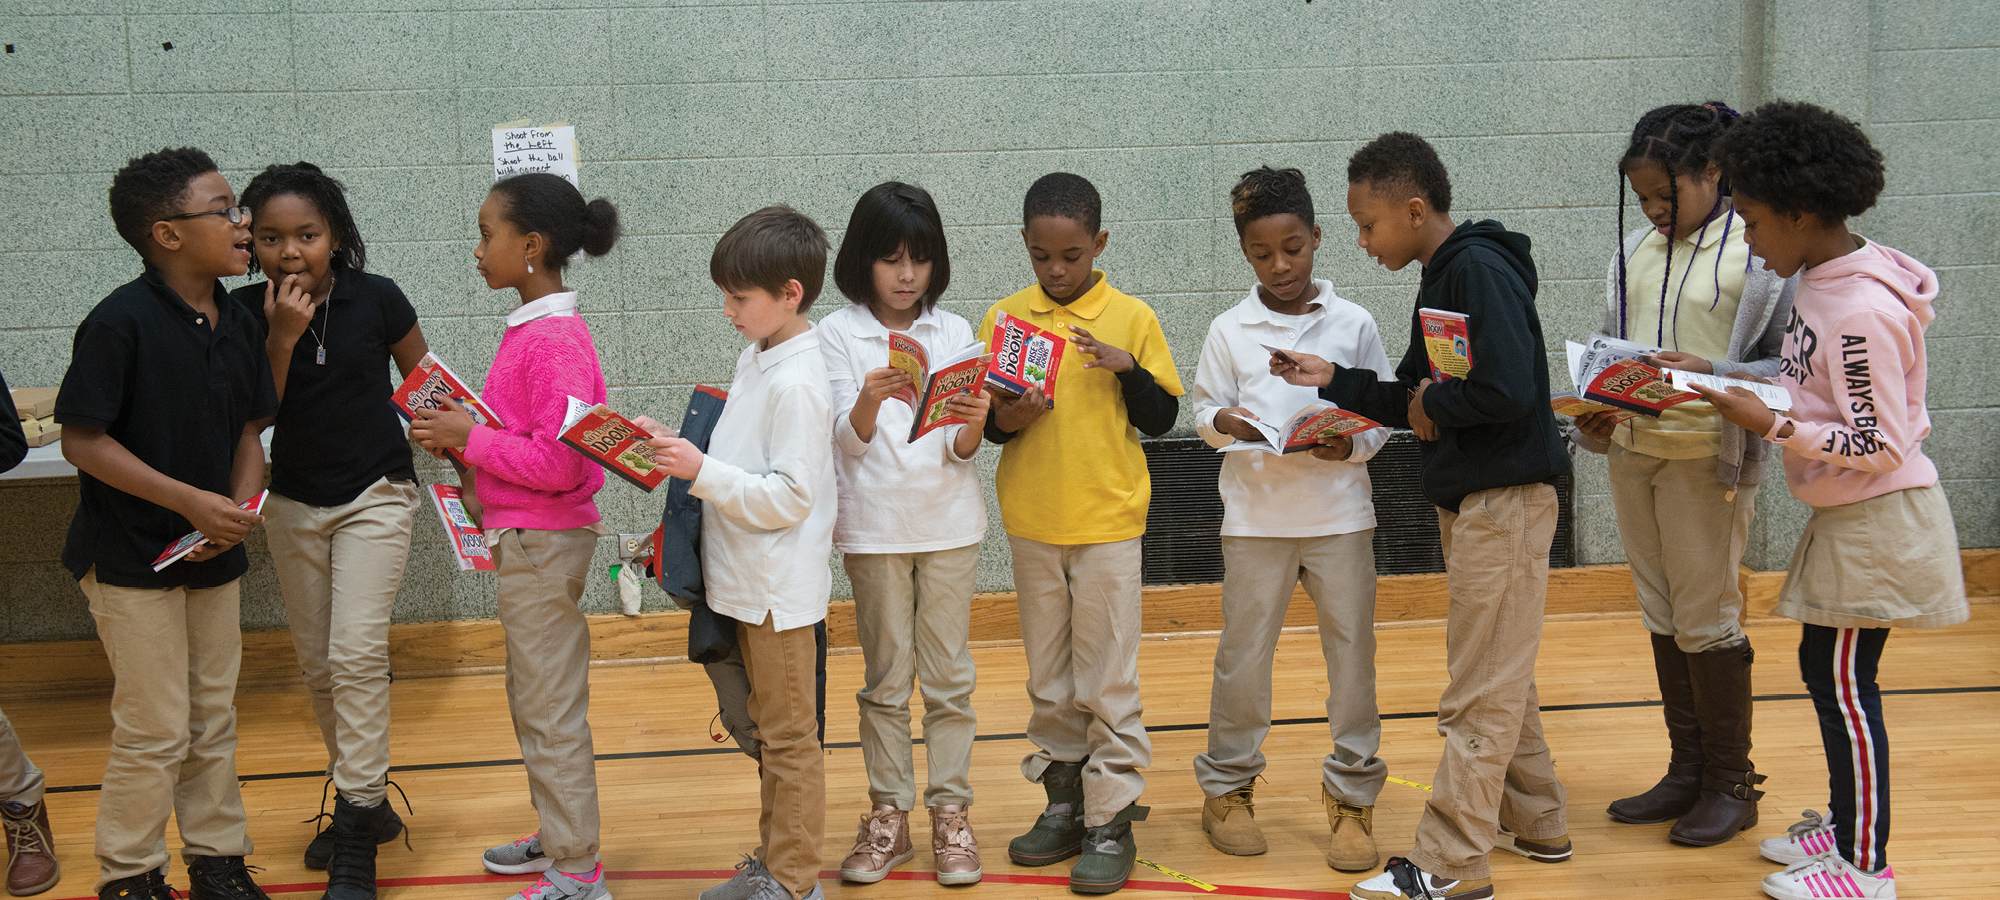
[97,870,175,900]
[304,781,407,871]
[1007,760,1086,866]
[184,856,271,900]
[323,796,390,900]
[1671,641,1766,846]
[1609,633,1704,824]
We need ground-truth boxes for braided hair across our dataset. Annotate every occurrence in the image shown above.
[1616,102,1742,343]
[241,162,366,275]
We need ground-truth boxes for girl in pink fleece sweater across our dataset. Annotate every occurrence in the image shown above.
[1704,102,1967,900]
[410,173,621,900]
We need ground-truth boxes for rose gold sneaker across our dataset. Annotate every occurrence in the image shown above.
[1324,786,1380,872]
[928,804,982,885]
[839,804,913,884]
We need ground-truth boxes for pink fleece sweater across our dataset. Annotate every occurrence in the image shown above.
[463,315,607,530]
[1774,239,1939,508]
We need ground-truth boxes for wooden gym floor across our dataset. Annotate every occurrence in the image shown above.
[7,606,1997,900]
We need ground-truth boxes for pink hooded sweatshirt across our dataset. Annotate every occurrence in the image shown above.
[1773,239,1939,508]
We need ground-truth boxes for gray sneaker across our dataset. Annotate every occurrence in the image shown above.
[698,856,823,900]
[507,865,611,900]
[483,832,553,875]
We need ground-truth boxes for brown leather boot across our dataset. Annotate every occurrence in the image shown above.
[3,800,59,897]
[1201,786,1266,856]
[928,804,981,886]
[1322,786,1379,872]
[1609,632,1704,824]
[838,804,913,883]
[1670,641,1765,846]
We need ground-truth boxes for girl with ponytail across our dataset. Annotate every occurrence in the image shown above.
[408,172,621,900]
[1569,103,1797,849]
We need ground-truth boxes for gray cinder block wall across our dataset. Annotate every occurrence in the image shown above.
[0,0,1992,642]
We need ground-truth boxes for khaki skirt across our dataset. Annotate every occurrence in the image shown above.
[1774,483,1969,630]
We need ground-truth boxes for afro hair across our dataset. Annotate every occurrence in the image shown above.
[1347,132,1452,214]
[1712,100,1885,222]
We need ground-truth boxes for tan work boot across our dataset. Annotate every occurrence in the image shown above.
[839,804,913,884]
[928,804,982,885]
[1200,786,1267,856]
[1323,786,1380,872]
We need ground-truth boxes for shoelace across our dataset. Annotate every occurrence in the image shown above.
[1331,802,1370,827]
[1782,856,1874,898]
[193,860,267,899]
[1216,788,1254,814]
[3,810,51,857]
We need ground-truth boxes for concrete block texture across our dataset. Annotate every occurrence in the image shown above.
[0,0,1994,642]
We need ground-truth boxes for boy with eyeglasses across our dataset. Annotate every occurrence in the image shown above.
[56,148,279,900]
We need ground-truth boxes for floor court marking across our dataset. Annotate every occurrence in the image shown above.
[41,684,1998,796]
[45,869,1349,900]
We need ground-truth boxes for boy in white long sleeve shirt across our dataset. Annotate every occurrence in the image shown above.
[646,206,836,900]
[1188,167,1395,873]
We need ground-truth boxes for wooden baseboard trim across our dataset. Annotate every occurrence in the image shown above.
[4,550,1993,700]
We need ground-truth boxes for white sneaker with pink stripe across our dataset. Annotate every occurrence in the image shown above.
[1761,854,1895,900]
[1761,810,1840,866]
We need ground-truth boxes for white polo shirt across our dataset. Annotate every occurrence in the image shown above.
[1190,280,1396,538]
[690,327,838,632]
[815,303,986,555]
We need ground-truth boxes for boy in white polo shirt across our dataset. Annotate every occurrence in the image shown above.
[1189,167,1394,873]
[643,206,837,900]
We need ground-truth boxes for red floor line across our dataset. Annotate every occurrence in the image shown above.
[48,869,1349,899]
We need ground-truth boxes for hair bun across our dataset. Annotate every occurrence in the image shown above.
[581,197,621,257]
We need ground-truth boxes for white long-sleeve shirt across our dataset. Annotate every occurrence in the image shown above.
[690,328,837,631]
[816,303,986,554]
[1191,281,1395,538]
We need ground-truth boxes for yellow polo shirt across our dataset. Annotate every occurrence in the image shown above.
[980,272,1184,545]
[1615,217,1749,459]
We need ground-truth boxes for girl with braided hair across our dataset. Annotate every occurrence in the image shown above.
[1567,102,1798,848]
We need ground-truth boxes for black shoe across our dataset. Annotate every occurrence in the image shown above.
[1069,804,1149,894]
[1006,760,1086,866]
[303,781,409,871]
[185,856,272,900]
[323,795,391,900]
[96,871,174,900]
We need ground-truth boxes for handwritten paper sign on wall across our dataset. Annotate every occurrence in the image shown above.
[493,120,580,188]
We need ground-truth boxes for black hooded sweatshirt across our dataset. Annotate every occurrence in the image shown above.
[1323,219,1569,511]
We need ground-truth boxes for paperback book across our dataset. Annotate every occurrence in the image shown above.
[1549,391,1642,425]
[1220,403,1383,456]
[151,490,269,572]
[391,353,504,465]
[427,483,496,571]
[887,335,994,442]
[559,396,667,491]
[1418,308,1471,382]
[985,311,1065,407]
[1581,358,1699,417]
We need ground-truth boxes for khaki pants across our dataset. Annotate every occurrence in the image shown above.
[1407,485,1569,881]
[80,570,252,889]
[491,528,602,874]
[0,708,45,806]
[1007,535,1149,827]
[1608,444,1757,653]
[264,478,419,805]
[846,545,981,810]
[1194,532,1385,804]
[738,616,826,898]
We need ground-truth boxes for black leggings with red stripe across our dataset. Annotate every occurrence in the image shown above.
[1800,625,1892,873]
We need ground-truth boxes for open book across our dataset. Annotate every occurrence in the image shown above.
[986,311,1066,407]
[1665,369,1792,411]
[1418,308,1471,382]
[151,490,268,572]
[888,335,994,442]
[1220,403,1383,456]
[560,397,667,491]
[427,483,496,571]
[1549,391,1641,425]
[1557,337,1697,419]
[390,352,504,465]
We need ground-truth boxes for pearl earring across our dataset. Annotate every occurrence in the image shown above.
[526,258,534,274]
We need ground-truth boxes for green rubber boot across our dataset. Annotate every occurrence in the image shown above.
[1007,760,1086,866]
[1070,803,1150,894]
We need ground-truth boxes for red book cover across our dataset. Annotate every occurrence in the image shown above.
[1582,358,1699,417]
[1418,308,1472,382]
[1278,406,1383,454]
[427,483,496,571]
[907,349,993,443]
[985,311,1066,407]
[151,490,268,572]
[558,397,668,492]
[390,353,505,465]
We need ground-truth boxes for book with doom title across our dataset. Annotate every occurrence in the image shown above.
[1219,403,1383,456]
[1417,307,1472,382]
[558,396,667,492]
[985,311,1066,407]
[151,490,269,572]
[427,483,496,571]
[390,352,505,465]
[1582,358,1699,417]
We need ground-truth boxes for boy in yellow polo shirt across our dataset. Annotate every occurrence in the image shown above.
[981,173,1182,894]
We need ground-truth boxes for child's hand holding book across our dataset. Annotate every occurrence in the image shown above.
[410,395,477,451]
[182,490,264,551]
[991,383,1048,433]
[1213,407,1266,442]
[644,433,705,480]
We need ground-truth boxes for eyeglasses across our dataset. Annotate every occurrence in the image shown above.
[162,205,251,225]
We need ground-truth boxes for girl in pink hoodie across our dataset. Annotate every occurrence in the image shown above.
[409,173,620,900]
[1703,102,1968,900]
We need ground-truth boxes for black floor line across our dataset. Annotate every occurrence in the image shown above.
[44,684,1999,795]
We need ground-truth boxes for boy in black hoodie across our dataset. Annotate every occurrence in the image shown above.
[1274,133,1571,900]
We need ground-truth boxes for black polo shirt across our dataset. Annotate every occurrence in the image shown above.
[232,267,419,508]
[56,268,279,589]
